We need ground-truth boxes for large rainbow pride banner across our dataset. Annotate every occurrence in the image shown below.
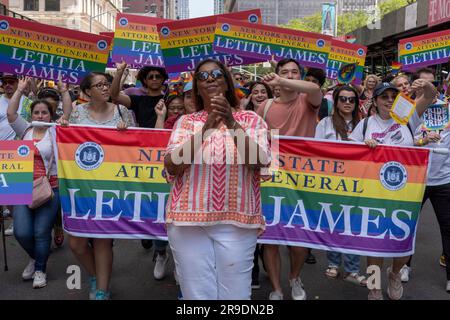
[0,140,34,205]
[259,137,428,257]
[399,29,450,71]
[0,15,111,84]
[57,125,171,239]
[157,10,264,74]
[326,39,366,85]
[112,13,170,69]
[213,18,332,70]
[57,127,429,257]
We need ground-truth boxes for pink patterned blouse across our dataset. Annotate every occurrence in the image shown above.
[165,110,270,229]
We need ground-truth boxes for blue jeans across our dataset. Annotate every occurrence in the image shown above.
[13,188,59,272]
[327,251,361,273]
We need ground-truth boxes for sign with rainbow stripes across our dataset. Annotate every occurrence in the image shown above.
[326,39,366,85]
[57,125,171,239]
[157,10,264,74]
[112,13,170,69]
[260,137,429,257]
[399,29,450,71]
[56,127,429,256]
[213,18,332,69]
[0,140,34,205]
[0,15,111,84]
[99,32,115,68]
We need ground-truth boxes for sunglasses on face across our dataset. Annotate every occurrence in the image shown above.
[195,69,225,81]
[147,74,163,80]
[90,82,111,90]
[338,96,356,104]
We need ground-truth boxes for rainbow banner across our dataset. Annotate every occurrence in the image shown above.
[112,13,170,69]
[99,32,115,68]
[0,140,34,205]
[157,10,264,74]
[399,29,450,71]
[260,137,429,257]
[326,39,366,85]
[213,18,332,70]
[56,127,429,256]
[0,15,111,84]
[57,125,171,239]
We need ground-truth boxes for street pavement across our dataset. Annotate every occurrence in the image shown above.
[0,200,449,300]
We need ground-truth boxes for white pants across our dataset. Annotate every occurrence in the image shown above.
[168,224,257,300]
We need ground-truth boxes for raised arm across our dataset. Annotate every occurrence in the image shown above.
[57,78,73,120]
[111,60,132,108]
[262,72,323,107]
[7,77,30,123]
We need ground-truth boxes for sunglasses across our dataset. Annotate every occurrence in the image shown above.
[195,69,224,81]
[338,96,356,104]
[147,74,163,80]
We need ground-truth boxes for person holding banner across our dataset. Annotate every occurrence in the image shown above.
[349,80,437,300]
[164,58,270,300]
[257,58,323,301]
[6,76,59,289]
[64,72,134,300]
[315,85,367,286]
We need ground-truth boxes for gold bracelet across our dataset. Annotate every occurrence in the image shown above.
[418,138,424,146]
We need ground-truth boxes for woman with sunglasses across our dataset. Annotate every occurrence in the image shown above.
[63,72,134,300]
[164,59,270,300]
[315,85,367,286]
[349,79,437,300]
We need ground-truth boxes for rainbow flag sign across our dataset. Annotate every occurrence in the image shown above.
[112,13,170,69]
[213,18,332,69]
[326,39,366,84]
[157,10,264,74]
[0,140,34,205]
[99,32,115,68]
[57,125,171,239]
[260,137,429,257]
[56,126,429,257]
[399,29,450,71]
[420,103,450,131]
[0,15,111,84]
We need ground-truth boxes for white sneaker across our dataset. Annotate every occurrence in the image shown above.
[33,271,47,288]
[399,265,410,282]
[22,259,35,280]
[446,281,450,293]
[153,252,169,280]
[4,222,13,236]
[290,277,307,300]
[269,291,283,300]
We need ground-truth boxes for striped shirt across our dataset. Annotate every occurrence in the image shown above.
[165,110,270,229]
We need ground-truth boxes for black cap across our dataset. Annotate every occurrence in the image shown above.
[373,82,399,98]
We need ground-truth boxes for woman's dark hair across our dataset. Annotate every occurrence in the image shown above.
[192,59,239,110]
[80,72,109,96]
[332,85,360,140]
[137,66,168,88]
[246,81,273,111]
[30,99,55,119]
[37,87,60,101]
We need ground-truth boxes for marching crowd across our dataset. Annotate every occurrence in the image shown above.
[0,56,449,300]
